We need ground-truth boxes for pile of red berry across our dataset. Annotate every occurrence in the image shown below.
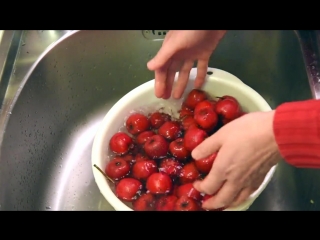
[102,89,246,211]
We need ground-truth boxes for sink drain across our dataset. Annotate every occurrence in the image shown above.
[142,30,169,40]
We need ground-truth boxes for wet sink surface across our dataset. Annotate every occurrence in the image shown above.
[0,30,319,210]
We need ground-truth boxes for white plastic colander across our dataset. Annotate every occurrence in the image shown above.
[91,67,277,211]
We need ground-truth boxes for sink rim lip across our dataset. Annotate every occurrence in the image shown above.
[5,30,79,112]
[0,30,80,146]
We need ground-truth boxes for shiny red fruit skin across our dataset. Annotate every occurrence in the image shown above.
[218,95,238,103]
[169,138,190,161]
[194,107,218,132]
[176,183,202,201]
[194,100,215,114]
[222,118,233,125]
[149,112,171,129]
[131,145,140,155]
[116,178,143,202]
[132,192,156,211]
[184,89,208,110]
[181,115,198,131]
[209,99,218,108]
[172,185,179,195]
[201,186,223,202]
[146,172,172,194]
[105,157,131,180]
[109,132,134,155]
[135,153,150,162]
[194,152,217,174]
[132,160,158,181]
[125,113,150,135]
[179,162,200,184]
[221,111,247,125]
[136,131,155,146]
[110,155,134,166]
[144,135,169,159]
[215,98,241,121]
[183,127,208,152]
[174,195,200,211]
[159,158,183,178]
[158,121,182,141]
[179,108,193,119]
[202,194,213,203]
[156,195,178,211]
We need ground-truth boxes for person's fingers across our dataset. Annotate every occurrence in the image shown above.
[162,61,182,99]
[154,68,168,98]
[202,182,240,210]
[194,59,208,88]
[172,60,194,99]
[192,133,223,195]
[193,141,232,197]
[162,30,172,44]
[193,161,225,196]
[147,43,175,71]
[229,187,255,208]
[191,131,222,160]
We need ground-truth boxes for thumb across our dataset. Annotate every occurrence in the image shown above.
[192,134,224,195]
[191,132,222,160]
[147,45,174,70]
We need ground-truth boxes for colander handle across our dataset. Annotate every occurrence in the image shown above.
[174,67,245,86]
[183,67,244,85]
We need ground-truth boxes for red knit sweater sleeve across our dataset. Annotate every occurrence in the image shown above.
[273,99,320,168]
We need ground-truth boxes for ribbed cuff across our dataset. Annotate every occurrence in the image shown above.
[273,100,320,168]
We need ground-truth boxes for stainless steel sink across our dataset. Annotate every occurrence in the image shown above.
[0,30,320,210]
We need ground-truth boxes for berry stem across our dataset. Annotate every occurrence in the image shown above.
[93,164,115,184]
[180,115,188,121]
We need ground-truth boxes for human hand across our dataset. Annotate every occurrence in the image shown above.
[192,111,282,210]
[147,30,226,99]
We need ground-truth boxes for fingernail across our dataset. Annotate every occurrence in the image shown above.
[193,180,199,186]
[191,150,200,160]
[202,205,210,211]
[193,180,202,191]
[172,93,179,99]
[162,93,170,99]
[156,94,163,99]
[155,92,163,98]
[147,59,155,69]
[215,203,225,209]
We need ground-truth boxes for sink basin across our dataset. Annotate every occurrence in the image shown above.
[0,30,319,210]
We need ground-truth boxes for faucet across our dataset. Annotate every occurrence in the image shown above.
[295,30,320,99]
